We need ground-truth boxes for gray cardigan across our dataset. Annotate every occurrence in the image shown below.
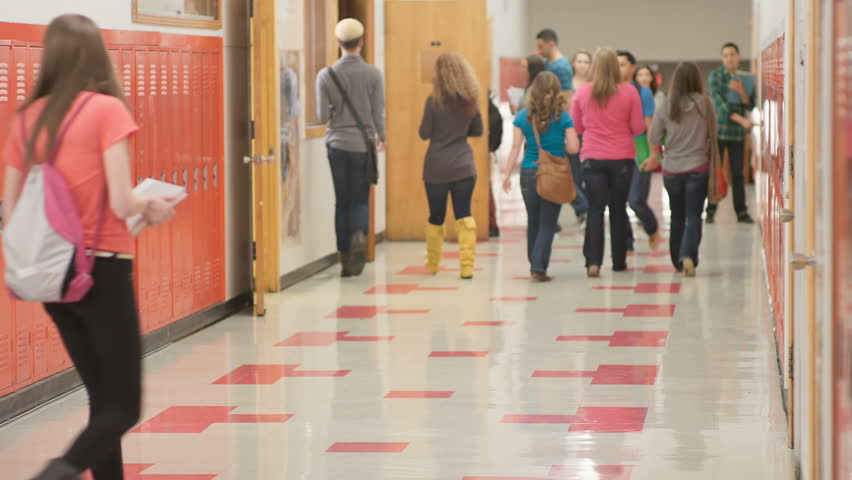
[316,55,386,153]
[650,93,714,174]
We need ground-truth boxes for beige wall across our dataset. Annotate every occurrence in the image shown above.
[526,0,753,62]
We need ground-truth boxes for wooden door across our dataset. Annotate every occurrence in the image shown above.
[385,0,490,241]
[248,0,282,314]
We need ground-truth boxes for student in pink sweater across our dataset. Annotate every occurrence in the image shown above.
[570,48,646,277]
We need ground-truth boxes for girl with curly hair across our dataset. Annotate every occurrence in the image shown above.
[418,53,483,279]
[501,71,580,282]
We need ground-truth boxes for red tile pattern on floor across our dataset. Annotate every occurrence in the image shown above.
[397,265,483,275]
[501,407,647,433]
[327,442,409,453]
[82,464,218,480]
[132,406,293,434]
[365,284,458,295]
[593,283,681,294]
[385,391,455,399]
[549,464,633,479]
[533,365,659,385]
[213,364,351,384]
[464,321,515,326]
[576,305,676,317]
[557,331,669,347]
[430,351,489,358]
[275,331,394,347]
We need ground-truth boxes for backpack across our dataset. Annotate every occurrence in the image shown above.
[487,93,503,153]
[3,93,106,303]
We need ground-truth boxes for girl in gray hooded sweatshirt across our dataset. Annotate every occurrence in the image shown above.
[645,62,718,277]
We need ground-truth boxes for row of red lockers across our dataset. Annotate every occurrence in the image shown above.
[0,23,227,398]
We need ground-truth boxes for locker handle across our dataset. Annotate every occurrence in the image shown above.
[780,209,794,223]
[193,167,199,192]
[172,171,178,185]
[203,165,208,190]
[183,169,188,188]
[791,253,816,271]
[213,164,218,188]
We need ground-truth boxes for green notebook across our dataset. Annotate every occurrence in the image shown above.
[635,134,651,165]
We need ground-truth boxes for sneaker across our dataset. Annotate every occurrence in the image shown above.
[626,249,635,257]
[489,226,500,238]
[737,212,754,224]
[586,265,600,278]
[339,252,353,278]
[348,231,367,276]
[648,232,662,251]
[682,258,696,277]
[576,213,587,225]
[555,224,563,233]
[706,212,716,224]
[531,271,553,282]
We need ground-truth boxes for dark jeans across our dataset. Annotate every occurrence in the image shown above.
[706,139,747,216]
[664,173,708,269]
[520,169,562,273]
[328,147,371,252]
[45,258,142,480]
[583,159,634,269]
[626,167,659,250]
[425,176,476,225]
[566,153,589,217]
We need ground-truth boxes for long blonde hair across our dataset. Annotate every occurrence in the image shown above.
[526,71,564,133]
[589,48,621,108]
[431,53,480,114]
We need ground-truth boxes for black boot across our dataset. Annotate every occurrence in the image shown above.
[339,252,353,278]
[30,459,81,480]
[348,231,367,276]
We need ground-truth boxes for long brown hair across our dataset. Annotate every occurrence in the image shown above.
[589,48,621,108]
[431,52,480,114]
[524,55,546,91]
[668,62,705,123]
[633,65,659,95]
[526,71,564,133]
[20,14,127,166]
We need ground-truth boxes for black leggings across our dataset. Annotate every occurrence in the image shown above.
[424,176,476,225]
[44,258,142,480]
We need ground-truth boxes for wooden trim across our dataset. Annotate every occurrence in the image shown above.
[786,0,797,449]
[132,0,223,30]
[305,125,327,139]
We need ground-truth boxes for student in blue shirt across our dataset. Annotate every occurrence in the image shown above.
[617,50,661,253]
[535,29,588,224]
[501,72,580,282]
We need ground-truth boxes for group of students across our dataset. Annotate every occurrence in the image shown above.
[414,28,756,281]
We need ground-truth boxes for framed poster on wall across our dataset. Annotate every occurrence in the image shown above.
[133,0,222,29]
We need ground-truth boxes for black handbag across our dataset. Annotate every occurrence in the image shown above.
[327,68,379,185]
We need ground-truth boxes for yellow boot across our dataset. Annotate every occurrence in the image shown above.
[425,224,445,275]
[456,217,477,279]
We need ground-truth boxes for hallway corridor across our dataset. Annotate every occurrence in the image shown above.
[0,182,796,479]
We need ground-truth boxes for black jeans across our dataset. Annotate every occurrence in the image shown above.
[664,173,708,269]
[520,169,562,273]
[583,159,634,269]
[626,167,659,250]
[44,258,142,480]
[425,176,476,225]
[706,139,747,216]
[328,147,371,252]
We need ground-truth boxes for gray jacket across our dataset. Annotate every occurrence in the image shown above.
[650,93,714,174]
[316,55,386,153]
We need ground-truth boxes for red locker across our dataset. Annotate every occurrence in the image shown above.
[171,49,193,319]
[0,44,15,394]
[155,48,173,329]
[190,51,204,312]
[211,50,225,304]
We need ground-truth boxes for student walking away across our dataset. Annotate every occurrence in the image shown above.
[617,50,661,254]
[706,42,755,224]
[535,30,588,225]
[502,72,580,282]
[571,48,646,277]
[316,18,386,277]
[644,62,716,277]
[1,14,176,480]
[488,90,502,238]
[419,53,483,279]
[512,55,547,115]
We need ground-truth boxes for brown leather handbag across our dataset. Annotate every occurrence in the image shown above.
[532,120,576,204]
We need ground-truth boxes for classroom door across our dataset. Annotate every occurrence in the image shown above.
[384,0,490,241]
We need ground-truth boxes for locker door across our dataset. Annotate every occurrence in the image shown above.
[210,50,225,304]
[171,48,193,319]
[156,48,174,328]
[0,44,15,394]
[135,48,155,333]
[191,51,205,312]
[201,51,214,309]
[11,44,33,390]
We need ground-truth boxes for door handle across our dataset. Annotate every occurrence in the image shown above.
[243,155,274,164]
[791,253,816,271]
[780,209,794,223]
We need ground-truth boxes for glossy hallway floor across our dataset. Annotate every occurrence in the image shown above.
[0,178,796,479]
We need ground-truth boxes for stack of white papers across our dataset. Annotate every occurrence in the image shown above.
[126,178,187,237]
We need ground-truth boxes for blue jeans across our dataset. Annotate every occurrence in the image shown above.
[328,147,371,252]
[520,169,562,274]
[568,153,588,217]
[664,173,708,269]
[583,159,634,269]
[425,176,476,225]
[626,166,659,250]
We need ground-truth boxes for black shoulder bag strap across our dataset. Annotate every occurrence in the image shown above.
[327,67,378,184]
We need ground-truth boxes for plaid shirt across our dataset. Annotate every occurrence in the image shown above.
[708,66,755,142]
